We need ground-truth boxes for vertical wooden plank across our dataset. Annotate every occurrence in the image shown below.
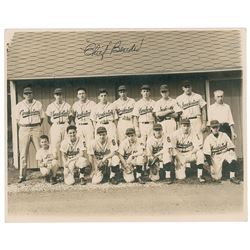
[10,81,19,169]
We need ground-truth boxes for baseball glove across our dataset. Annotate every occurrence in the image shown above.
[97,160,109,173]
[124,164,134,175]
[148,157,160,175]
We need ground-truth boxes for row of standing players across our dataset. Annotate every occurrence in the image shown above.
[15,80,240,185]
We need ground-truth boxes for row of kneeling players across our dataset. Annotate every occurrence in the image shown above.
[33,119,241,186]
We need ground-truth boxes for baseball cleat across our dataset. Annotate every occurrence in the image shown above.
[165,178,174,185]
[51,177,57,185]
[109,177,119,185]
[18,177,26,183]
[137,177,145,184]
[198,177,206,184]
[230,177,240,185]
[80,177,87,185]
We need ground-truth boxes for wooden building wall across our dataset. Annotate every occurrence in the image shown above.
[12,73,242,168]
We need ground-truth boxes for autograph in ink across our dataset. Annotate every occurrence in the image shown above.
[81,39,144,60]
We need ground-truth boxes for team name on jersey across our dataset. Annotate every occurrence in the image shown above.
[94,149,111,160]
[117,107,134,116]
[160,105,174,111]
[139,106,153,115]
[211,143,228,155]
[76,110,91,119]
[21,110,40,118]
[182,100,199,110]
[66,148,80,159]
[97,110,113,119]
[176,141,193,152]
[52,110,70,119]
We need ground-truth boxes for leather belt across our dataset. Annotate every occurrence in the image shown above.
[99,121,110,125]
[20,123,41,127]
[188,116,198,120]
[54,122,66,125]
[140,122,153,124]
[78,122,89,125]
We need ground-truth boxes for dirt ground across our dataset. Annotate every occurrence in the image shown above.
[7,167,246,222]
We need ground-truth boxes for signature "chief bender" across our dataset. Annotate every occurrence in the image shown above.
[81,39,144,60]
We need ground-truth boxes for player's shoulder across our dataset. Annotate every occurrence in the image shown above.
[36,147,43,154]
[129,97,136,103]
[150,98,156,104]
[175,93,184,101]
[192,92,203,99]
[88,99,96,106]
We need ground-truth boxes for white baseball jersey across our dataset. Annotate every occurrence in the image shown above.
[203,132,235,156]
[91,102,118,123]
[60,137,86,160]
[88,138,118,160]
[154,97,182,116]
[171,128,201,153]
[119,138,145,160]
[72,99,96,125]
[146,135,172,156]
[36,146,56,164]
[46,101,71,124]
[15,99,45,125]
[207,103,234,125]
[133,99,156,122]
[176,92,206,118]
[112,97,136,120]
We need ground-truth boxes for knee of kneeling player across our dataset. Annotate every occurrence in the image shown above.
[78,157,89,168]
[111,155,120,166]
[196,150,205,165]
[91,175,103,184]
[136,156,145,166]
[51,159,58,167]
[40,167,50,176]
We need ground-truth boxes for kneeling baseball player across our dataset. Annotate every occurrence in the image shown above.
[118,128,146,184]
[36,135,59,185]
[60,125,91,185]
[146,123,175,184]
[203,120,240,184]
[171,118,206,183]
[88,127,121,185]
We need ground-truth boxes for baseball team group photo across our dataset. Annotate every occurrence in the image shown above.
[6,30,246,221]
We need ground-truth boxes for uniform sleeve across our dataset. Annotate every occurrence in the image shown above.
[15,103,21,121]
[60,140,67,153]
[112,104,118,120]
[203,137,211,155]
[46,104,52,117]
[87,140,95,155]
[192,133,202,150]
[35,149,42,161]
[90,106,97,121]
[153,101,160,113]
[173,99,183,113]
[39,102,45,119]
[224,133,235,149]
[198,95,206,108]
[227,105,234,125]
[171,132,177,148]
[118,141,125,156]
[132,102,140,117]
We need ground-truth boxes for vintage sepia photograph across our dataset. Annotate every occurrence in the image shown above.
[5,29,247,221]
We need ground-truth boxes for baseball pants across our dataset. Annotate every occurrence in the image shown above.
[174,150,204,180]
[139,122,154,143]
[40,159,59,177]
[123,155,145,183]
[76,123,94,147]
[19,125,42,176]
[117,119,134,142]
[189,117,203,138]
[64,157,89,185]
[211,150,237,180]
[159,119,177,136]
[92,155,120,184]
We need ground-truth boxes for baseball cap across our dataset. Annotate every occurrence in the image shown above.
[210,120,220,128]
[125,128,136,135]
[160,84,169,92]
[54,88,63,94]
[23,87,32,94]
[141,84,150,90]
[180,118,191,125]
[153,123,163,131]
[98,88,108,95]
[97,127,107,134]
[118,85,127,91]
[182,80,192,88]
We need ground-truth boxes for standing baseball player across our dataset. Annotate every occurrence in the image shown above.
[146,123,175,184]
[133,84,156,144]
[176,80,207,137]
[171,119,205,182]
[88,127,120,185]
[46,88,72,165]
[203,120,240,184]
[72,87,96,147]
[112,85,136,143]
[60,125,91,185]
[91,88,118,141]
[15,86,45,183]
[118,128,146,184]
[154,84,182,137]
[207,90,237,140]
[36,135,59,185]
